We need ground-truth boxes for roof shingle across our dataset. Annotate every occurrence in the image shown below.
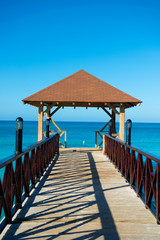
[22,70,142,107]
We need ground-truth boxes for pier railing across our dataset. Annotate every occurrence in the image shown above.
[103,134,160,224]
[0,133,59,233]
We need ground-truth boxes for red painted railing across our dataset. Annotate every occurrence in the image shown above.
[0,133,59,232]
[103,134,160,224]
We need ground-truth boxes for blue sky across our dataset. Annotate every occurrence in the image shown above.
[0,0,160,122]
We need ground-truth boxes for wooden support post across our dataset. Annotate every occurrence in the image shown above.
[119,105,125,141]
[95,132,97,148]
[103,134,106,154]
[112,110,116,134]
[46,107,50,120]
[46,106,50,134]
[107,103,120,117]
[38,105,43,141]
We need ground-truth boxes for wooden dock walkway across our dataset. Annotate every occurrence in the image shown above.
[2,148,160,239]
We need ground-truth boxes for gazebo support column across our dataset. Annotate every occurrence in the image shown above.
[46,106,51,135]
[119,105,125,141]
[38,104,43,141]
[112,110,116,134]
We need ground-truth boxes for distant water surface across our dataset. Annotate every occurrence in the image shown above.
[0,121,160,161]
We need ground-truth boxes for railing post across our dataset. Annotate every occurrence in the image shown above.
[15,117,23,155]
[46,119,50,138]
[126,119,132,145]
[103,134,106,154]
[109,120,112,136]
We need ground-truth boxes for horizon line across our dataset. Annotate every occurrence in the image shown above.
[0,120,160,124]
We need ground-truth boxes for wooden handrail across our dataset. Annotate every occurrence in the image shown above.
[0,133,59,233]
[103,134,160,224]
[106,134,160,164]
[0,133,59,169]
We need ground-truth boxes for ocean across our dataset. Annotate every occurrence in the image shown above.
[0,121,160,161]
[0,120,160,221]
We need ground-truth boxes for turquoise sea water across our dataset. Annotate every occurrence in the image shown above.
[0,121,160,161]
[0,120,160,221]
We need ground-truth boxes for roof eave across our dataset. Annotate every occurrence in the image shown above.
[22,100,142,108]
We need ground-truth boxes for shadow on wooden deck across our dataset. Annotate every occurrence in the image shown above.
[1,149,122,239]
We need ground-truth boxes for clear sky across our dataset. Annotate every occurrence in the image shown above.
[0,0,160,122]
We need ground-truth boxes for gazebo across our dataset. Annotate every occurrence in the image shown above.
[22,70,142,146]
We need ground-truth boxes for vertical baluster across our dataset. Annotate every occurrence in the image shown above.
[121,145,125,176]
[48,140,50,160]
[36,147,40,180]
[53,137,55,156]
[30,149,36,187]
[108,138,109,158]
[156,162,160,223]
[41,144,44,174]
[43,143,45,170]
[126,147,131,181]
[46,141,49,164]
[106,136,108,155]
[120,145,123,174]
[105,135,107,155]
[51,138,53,159]
[15,157,22,208]
[107,136,109,157]
[109,138,111,159]
[48,139,50,160]
[0,179,9,222]
[115,142,118,166]
[52,137,55,157]
[48,140,50,163]
[125,147,129,181]
[44,142,47,169]
[137,153,143,196]
[118,143,121,170]
[145,158,150,208]
[3,163,12,223]
[137,153,140,195]
[23,153,30,197]
[111,139,113,161]
[50,138,52,160]
[112,139,115,162]
[130,150,135,187]
[123,145,125,174]
[113,141,115,164]
[11,163,20,211]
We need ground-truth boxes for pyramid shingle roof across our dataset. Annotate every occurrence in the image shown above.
[22,70,142,108]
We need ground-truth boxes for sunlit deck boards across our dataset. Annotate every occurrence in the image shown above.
[2,148,160,239]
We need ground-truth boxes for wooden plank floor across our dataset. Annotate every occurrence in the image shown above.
[2,148,160,239]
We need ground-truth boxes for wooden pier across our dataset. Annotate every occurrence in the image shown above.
[2,148,160,239]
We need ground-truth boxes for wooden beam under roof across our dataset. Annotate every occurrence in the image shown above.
[23,100,140,109]
[50,106,61,117]
[107,103,120,117]
[101,107,112,118]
